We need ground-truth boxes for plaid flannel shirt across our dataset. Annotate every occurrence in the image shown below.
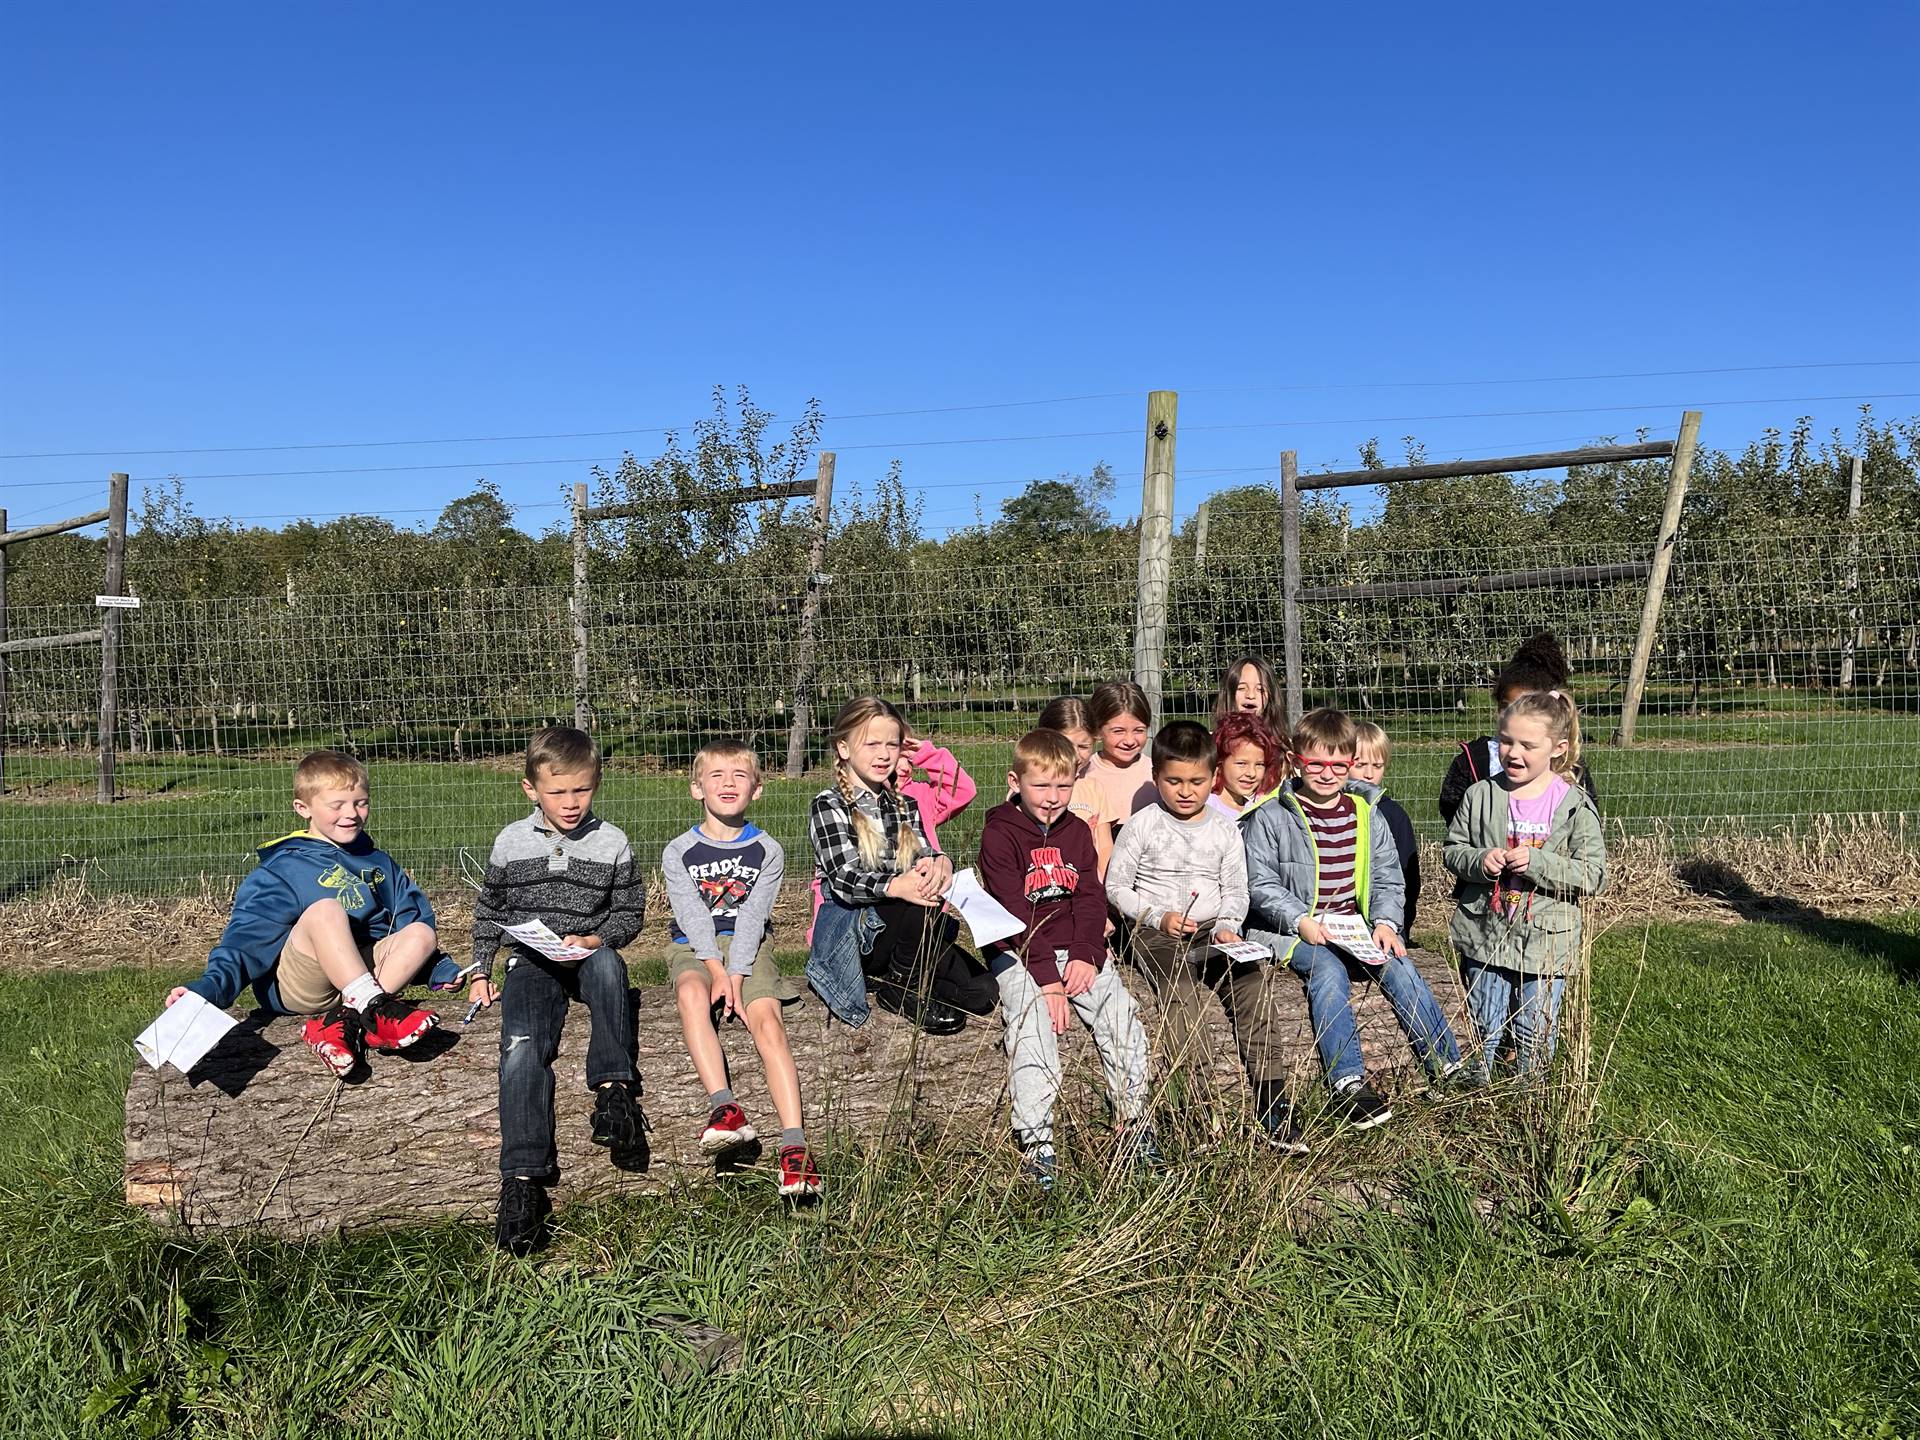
[808,784,939,905]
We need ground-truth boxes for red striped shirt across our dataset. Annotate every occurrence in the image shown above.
[1302,794,1359,915]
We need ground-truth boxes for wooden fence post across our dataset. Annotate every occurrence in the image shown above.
[0,505,8,796]
[1839,454,1864,690]
[570,481,590,730]
[1616,411,1702,745]
[97,473,129,802]
[1133,391,1177,724]
[1193,500,1210,573]
[783,453,835,779]
[1280,449,1304,728]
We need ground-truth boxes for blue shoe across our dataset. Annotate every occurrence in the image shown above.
[1019,1143,1056,1192]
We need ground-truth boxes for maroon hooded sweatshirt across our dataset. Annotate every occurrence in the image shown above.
[976,799,1105,987]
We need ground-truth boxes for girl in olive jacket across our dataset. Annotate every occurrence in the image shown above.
[1443,690,1606,1084]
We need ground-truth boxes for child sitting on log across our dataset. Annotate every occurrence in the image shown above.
[165,749,442,1075]
[662,738,821,1199]
[472,726,648,1256]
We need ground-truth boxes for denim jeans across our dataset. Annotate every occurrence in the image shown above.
[497,947,638,1180]
[1288,942,1460,1088]
[1461,959,1566,1082]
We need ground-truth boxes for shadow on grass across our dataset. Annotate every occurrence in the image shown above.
[1676,856,1920,984]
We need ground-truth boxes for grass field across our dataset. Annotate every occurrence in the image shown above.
[7,695,1920,900]
[0,915,1915,1437]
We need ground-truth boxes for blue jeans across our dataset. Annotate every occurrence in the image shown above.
[1462,959,1566,1082]
[1289,943,1460,1088]
[497,947,638,1180]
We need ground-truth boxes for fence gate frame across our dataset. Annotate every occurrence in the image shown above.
[1275,414,1703,744]
[0,473,131,800]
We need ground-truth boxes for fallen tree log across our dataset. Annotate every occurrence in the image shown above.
[125,949,1471,1238]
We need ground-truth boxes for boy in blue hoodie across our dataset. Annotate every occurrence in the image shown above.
[165,750,442,1075]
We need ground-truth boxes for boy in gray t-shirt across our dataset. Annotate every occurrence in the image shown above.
[661,739,819,1198]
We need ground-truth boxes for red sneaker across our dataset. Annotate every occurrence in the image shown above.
[700,1102,758,1154]
[302,1005,363,1077]
[778,1144,823,1198]
[360,992,438,1052]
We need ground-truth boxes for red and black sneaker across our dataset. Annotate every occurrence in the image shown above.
[700,1102,758,1154]
[777,1144,823,1198]
[302,1004,363,1077]
[360,992,438,1052]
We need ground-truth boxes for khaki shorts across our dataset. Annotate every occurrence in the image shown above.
[669,941,800,1009]
[276,932,407,1015]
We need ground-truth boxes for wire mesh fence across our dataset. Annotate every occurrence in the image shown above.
[2,527,1915,899]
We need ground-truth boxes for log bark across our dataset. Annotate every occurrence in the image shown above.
[125,950,1470,1238]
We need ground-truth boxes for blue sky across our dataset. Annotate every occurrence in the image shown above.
[2,2,1915,540]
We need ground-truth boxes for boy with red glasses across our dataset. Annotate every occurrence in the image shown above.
[1242,708,1461,1130]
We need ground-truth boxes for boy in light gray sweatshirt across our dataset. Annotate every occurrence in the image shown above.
[661,738,819,1198]
[1107,720,1303,1152]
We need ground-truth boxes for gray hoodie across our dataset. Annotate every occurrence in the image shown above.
[1241,777,1406,962]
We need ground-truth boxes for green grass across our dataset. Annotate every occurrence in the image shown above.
[1,917,1916,1436]
[9,696,1920,900]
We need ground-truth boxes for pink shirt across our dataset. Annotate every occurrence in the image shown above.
[1086,752,1155,833]
[1507,776,1570,851]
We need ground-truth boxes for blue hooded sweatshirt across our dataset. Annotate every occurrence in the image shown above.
[186,831,435,1013]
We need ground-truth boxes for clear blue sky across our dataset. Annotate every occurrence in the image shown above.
[3,2,1916,540]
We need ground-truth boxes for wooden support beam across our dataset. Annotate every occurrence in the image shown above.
[583,478,817,522]
[0,506,7,795]
[1132,392,1177,724]
[570,482,590,730]
[1296,440,1676,492]
[783,454,836,779]
[0,628,104,657]
[1297,560,1653,604]
[1280,450,1303,727]
[97,474,129,802]
[1616,412,1703,745]
[0,507,112,547]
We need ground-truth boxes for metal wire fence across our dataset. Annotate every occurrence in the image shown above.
[2,527,1915,899]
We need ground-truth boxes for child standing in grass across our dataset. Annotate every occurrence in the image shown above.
[1350,720,1422,940]
[1037,695,1115,879]
[979,730,1155,1188]
[1208,712,1285,820]
[1443,691,1606,1083]
[1085,679,1157,836]
[474,727,649,1255]
[167,749,443,1076]
[663,739,820,1198]
[1439,633,1600,826]
[807,695,997,1034]
[1108,720,1303,1152]
[1243,707,1462,1132]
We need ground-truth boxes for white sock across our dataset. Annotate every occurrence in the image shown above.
[1334,1075,1364,1095]
[341,973,383,1013]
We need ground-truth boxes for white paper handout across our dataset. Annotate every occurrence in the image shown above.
[1212,939,1273,966]
[134,992,238,1075]
[1316,912,1386,966]
[942,868,1026,949]
[503,919,595,964]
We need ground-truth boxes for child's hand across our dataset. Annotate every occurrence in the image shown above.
[1296,916,1329,947]
[164,986,188,1009]
[561,934,603,951]
[1372,923,1407,959]
[1042,988,1072,1035]
[1503,846,1532,874]
[1158,910,1200,937]
[1062,959,1099,997]
[887,872,940,907]
[1481,849,1506,878]
[466,977,496,1009]
[916,854,954,895]
[1214,927,1244,947]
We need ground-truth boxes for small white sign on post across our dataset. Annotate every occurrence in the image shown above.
[95,595,141,609]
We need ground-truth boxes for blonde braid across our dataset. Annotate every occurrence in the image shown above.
[837,756,893,873]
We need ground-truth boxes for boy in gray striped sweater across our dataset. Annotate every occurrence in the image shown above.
[473,726,648,1254]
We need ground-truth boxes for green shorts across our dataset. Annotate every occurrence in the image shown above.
[668,941,799,1009]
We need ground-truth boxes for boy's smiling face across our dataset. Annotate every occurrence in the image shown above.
[295,783,370,845]
[1295,748,1353,804]
[1155,758,1213,820]
[522,765,599,833]
[691,754,763,825]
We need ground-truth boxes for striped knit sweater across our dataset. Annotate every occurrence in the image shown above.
[472,809,646,975]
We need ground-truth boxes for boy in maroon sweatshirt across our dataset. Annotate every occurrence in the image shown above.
[979,730,1156,1188]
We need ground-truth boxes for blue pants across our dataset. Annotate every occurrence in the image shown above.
[1289,943,1460,1089]
[1462,959,1566,1082]
[498,947,638,1180]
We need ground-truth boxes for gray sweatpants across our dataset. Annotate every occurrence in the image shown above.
[995,960,1150,1148]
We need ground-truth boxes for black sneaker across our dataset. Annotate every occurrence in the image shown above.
[872,977,965,1035]
[1257,1101,1311,1155]
[1120,1124,1168,1170]
[591,1079,648,1150]
[495,1176,550,1256]
[1328,1082,1393,1130]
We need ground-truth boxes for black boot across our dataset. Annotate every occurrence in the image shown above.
[872,974,965,1035]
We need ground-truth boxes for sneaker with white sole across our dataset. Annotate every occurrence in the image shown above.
[700,1102,758,1154]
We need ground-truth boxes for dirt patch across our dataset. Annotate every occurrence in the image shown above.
[0,780,199,805]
